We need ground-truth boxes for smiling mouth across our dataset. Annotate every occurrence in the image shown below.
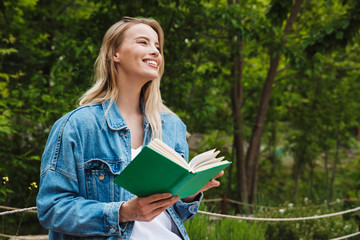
[144,60,158,67]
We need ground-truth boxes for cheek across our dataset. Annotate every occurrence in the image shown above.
[158,55,163,67]
[130,46,147,56]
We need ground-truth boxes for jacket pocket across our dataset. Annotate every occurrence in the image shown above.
[84,159,123,202]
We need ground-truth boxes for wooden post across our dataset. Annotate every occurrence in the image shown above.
[221,194,227,214]
[357,127,360,142]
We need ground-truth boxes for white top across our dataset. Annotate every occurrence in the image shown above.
[129,146,182,240]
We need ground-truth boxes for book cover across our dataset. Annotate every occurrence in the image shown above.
[114,146,231,199]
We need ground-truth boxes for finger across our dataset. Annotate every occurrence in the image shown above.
[141,205,169,222]
[141,192,173,204]
[213,171,224,179]
[149,195,179,209]
[140,196,180,222]
[210,179,220,187]
[200,179,221,192]
[138,195,179,217]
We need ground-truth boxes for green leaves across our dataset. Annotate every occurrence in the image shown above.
[266,0,293,26]
[303,0,360,57]
[0,0,358,235]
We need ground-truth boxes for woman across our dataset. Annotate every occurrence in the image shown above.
[37,17,223,240]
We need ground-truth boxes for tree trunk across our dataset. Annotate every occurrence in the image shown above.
[323,126,330,204]
[227,139,235,199]
[230,40,248,210]
[329,124,341,203]
[245,53,280,205]
[228,0,248,212]
[269,119,277,176]
[309,161,315,194]
[245,0,304,206]
[294,161,302,204]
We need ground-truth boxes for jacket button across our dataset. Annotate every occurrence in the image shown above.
[109,226,116,234]
[99,174,105,181]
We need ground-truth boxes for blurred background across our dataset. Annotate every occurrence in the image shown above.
[1,0,360,239]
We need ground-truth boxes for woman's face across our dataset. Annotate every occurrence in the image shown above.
[113,23,162,83]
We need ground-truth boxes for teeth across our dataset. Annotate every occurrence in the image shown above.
[145,60,158,66]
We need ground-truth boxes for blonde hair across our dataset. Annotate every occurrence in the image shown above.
[79,16,174,139]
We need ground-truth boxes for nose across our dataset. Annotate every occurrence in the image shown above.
[150,44,160,56]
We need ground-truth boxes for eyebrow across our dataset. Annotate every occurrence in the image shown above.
[135,36,160,46]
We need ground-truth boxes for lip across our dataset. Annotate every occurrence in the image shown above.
[143,58,159,69]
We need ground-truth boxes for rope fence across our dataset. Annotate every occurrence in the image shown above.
[198,206,360,221]
[202,197,360,210]
[0,232,48,239]
[0,206,37,215]
[330,231,360,240]
[1,204,360,239]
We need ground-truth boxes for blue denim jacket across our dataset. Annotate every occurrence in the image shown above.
[37,100,202,240]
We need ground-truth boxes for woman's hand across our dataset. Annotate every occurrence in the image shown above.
[182,170,224,203]
[119,193,179,222]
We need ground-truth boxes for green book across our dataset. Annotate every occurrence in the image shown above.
[114,139,232,199]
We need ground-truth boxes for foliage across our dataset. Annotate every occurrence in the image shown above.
[184,210,266,240]
[258,203,358,240]
[0,0,359,237]
[187,200,360,240]
[265,223,299,240]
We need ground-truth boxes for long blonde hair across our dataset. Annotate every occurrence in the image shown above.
[79,17,174,139]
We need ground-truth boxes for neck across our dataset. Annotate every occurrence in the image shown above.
[115,72,147,117]
[116,86,142,117]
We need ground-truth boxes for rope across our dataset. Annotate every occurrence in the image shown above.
[0,206,37,216]
[198,205,360,221]
[0,233,48,239]
[0,205,359,240]
[0,205,37,213]
[202,197,360,210]
[0,233,19,238]
[330,231,360,240]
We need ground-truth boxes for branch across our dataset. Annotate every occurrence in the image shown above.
[283,0,304,36]
[0,0,10,27]
[276,65,292,74]
[165,0,179,36]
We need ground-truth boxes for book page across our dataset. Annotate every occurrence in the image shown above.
[193,160,230,172]
[192,157,225,171]
[188,149,216,169]
[148,139,189,169]
[189,150,221,170]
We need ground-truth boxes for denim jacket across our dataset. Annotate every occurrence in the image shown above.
[37,100,202,240]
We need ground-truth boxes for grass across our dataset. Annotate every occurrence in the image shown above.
[184,201,360,240]
[184,207,266,240]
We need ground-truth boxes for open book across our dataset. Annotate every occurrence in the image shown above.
[114,139,231,199]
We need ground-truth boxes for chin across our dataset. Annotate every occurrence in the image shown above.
[136,70,160,83]
[145,72,160,80]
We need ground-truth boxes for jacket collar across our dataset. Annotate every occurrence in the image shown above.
[101,99,150,131]
[101,100,127,131]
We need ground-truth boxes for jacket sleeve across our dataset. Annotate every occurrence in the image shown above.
[36,115,124,237]
[174,192,203,222]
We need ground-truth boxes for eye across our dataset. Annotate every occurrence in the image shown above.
[138,40,148,45]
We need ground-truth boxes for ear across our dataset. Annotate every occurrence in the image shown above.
[113,52,120,63]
